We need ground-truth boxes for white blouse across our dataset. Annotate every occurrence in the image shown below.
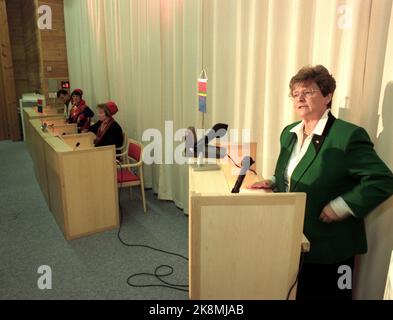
[279,110,355,218]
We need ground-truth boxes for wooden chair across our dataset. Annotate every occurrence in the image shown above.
[116,131,127,163]
[117,139,147,213]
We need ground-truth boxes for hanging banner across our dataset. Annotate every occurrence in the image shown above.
[198,70,208,113]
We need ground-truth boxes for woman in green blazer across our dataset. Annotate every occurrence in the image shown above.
[250,65,393,300]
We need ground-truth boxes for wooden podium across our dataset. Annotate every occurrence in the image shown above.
[189,162,309,300]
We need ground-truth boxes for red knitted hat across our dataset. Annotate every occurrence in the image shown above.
[71,89,83,97]
[106,101,118,116]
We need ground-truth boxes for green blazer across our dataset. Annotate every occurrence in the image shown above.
[274,112,393,264]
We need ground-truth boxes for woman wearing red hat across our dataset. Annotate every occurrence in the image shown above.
[68,89,95,133]
[88,101,123,149]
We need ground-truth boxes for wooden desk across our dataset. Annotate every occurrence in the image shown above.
[25,119,56,203]
[189,164,309,300]
[25,118,119,240]
[26,105,64,117]
[48,124,78,137]
[61,133,95,150]
[23,107,67,154]
[40,117,67,126]
[44,136,119,240]
[22,106,64,133]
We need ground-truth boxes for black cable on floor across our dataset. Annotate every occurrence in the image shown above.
[286,251,305,300]
[116,161,189,293]
[116,161,303,297]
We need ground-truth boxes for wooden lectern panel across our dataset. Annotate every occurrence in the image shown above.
[189,169,229,194]
[44,138,119,240]
[189,193,306,300]
[49,124,77,136]
[37,106,64,116]
[61,133,95,150]
[24,107,63,120]
[44,137,69,234]
[40,117,67,127]
[61,147,119,239]
[27,119,54,204]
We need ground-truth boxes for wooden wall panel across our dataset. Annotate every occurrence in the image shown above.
[39,0,69,100]
[21,0,43,94]
[2,0,69,140]
[0,64,9,140]
[5,0,29,99]
[0,0,10,140]
[7,0,69,98]
[0,0,21,140]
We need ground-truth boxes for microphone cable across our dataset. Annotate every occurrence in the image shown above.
[286,252,305,300]
[116,161,189,293]
[116,158,305,298]
[226,153,258,175]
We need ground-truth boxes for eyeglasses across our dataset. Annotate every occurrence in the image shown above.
[289,89,320,100]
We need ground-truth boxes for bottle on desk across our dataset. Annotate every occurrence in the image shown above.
[37,99,43,113]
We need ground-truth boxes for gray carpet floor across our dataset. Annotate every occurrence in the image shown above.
[0,140,189,300]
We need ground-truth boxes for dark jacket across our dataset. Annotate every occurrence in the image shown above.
[68,105,95,133]
[89,120,123,149]
[274,112,393,264]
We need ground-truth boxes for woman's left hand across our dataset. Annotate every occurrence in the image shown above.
[320,204,342,223]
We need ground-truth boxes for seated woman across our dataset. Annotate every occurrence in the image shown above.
[68,89,94,133]
[88,101,123,150]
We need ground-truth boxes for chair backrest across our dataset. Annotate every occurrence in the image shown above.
[121,132,127,150]
[128,139,143,162]
[117,131,127,151]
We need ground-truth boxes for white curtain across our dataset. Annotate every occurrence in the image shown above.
[65,0,201,209]
[64,0,393,299]
[354,2,393,300]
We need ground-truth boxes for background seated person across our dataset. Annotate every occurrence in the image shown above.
[56,89,71,117]
[68,88,94,133]
[88,101,123,150]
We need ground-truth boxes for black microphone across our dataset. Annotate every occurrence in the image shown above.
[185,127,197,157]
[41,122,48,131]
[231,156,255,193]
[195,123,228,150]
[73,142,81,151]
[185,123,229,159]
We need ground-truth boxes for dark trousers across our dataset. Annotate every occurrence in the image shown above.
[296,257,355,301]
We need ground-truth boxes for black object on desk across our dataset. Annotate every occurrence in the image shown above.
[231,156,255,193]
[185,123,228,159]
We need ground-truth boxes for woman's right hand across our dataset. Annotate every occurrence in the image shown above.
[247,180,273,190]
